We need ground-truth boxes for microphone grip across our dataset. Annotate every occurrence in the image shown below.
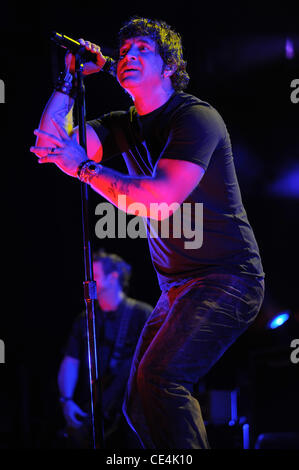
[102,56,116,77]
[51,32,116,76]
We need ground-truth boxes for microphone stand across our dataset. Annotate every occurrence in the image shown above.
[75,50,104,449]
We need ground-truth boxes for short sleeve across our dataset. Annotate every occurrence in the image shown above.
[160,104,225,170]
[87,111,128,162]
[63,315,85,360]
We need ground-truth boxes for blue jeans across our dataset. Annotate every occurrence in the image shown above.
[123,273,265,449]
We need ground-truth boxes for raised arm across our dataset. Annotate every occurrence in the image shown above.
[33,39,106,161]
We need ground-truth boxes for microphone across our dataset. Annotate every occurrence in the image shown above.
[51,32,116,76]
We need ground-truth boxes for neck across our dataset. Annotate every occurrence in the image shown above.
[98,290,124,312]
[133,85,174,115]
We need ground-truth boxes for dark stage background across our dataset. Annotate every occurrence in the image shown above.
[0,1,299,450]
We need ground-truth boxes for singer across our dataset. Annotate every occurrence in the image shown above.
[31,16,265,449]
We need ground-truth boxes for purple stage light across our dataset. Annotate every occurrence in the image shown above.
[285,38,294,59]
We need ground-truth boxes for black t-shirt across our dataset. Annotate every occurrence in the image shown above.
[64,296,152,406]
[88,91,264,290]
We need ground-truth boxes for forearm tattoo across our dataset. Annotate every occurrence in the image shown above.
[90,165,151,209]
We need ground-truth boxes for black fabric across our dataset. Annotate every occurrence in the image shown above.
[88,91,264,290]
[64,296,152,407]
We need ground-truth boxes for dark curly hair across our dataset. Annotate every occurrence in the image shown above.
[118,16,189,91]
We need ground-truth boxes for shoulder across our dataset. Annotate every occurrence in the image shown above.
[171,91,215,111]
[166,92,227,140]
[171,92,225,122]
[125,297,153,319]
[87,110,130,131]
[69,311,86,334]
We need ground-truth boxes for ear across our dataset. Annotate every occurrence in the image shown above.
[163,64,176,78]
[109,271,119,282]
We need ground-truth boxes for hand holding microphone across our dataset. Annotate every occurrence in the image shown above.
[30,33,117,159]
[65,39,106,75]
[51,32,116,76]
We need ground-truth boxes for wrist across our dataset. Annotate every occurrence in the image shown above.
[59,396,73,405]
[101,56,116,77]
[55,70,77,98]
[77,160,103,183]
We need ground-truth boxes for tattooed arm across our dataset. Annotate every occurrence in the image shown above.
[87,158,204,219]
[31,121,205,220]
[33,91,102,162]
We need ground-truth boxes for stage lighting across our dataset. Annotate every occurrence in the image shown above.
[285,38,295,59]
[267,311,290,330]
[252,294,292,332]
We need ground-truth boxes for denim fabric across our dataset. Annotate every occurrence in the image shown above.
[122,273,265,449]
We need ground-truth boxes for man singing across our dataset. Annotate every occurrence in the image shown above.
[31,17,265,449]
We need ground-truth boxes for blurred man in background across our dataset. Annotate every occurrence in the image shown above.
[57,250,152,448]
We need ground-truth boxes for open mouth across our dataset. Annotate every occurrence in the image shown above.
[123,68,139,73]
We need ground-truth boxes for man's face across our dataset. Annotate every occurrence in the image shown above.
[93,260,114,295]
[93,260,118,295]
[117,36,165,93]
[93,261,107,291]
